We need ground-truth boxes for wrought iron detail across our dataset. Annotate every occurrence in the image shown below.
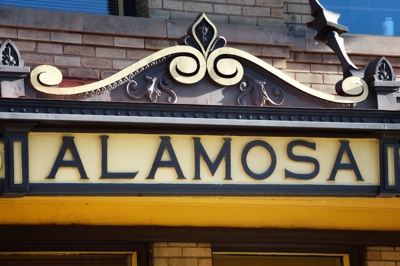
[364,57,396,83]
[238,74,284,106]
[0,39,23,67]
[30,12,371,107]
[307,0,359,77]
[127,71,177,103]
[179,13,227,59]
[378,60,394,81]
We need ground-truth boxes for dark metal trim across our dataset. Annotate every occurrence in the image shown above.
[27,183,379,197]
[2,133,29,196]
[1,225,400,246]
[379,140,400,196]
[0,98,400,131]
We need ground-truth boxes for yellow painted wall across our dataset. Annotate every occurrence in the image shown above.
[1,196,400,231]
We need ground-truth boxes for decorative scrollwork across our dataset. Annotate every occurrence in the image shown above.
[30,13,371,106]
[238,74,285,106]
[0,39,23,66]
[207,52,244,86]
[364,57,396,83]
[377,60,393,81]
[127,71,177,103]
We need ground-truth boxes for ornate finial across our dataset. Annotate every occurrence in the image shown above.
[0,39,24,67]
[307,0,357,75]
[178,13,226,59]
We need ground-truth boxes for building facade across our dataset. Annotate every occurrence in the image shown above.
[1,1,400,266]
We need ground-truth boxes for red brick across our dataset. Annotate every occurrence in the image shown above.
[295,73,323,83]
[18,29,49,41]
[232,44,261,56]
[229,15,258,26]
[82,58,112,69]
[51,32,82,44]
[69,68,100,79]
[199,258,212,266]
[214,4,242,15]
[311,83,335,94]
[114,37,144,48]
[153,247,182,257]
[273,58,287,69]
[287,3,310,14]
[262,46,289,58]
[127,49,154,60]
[243,6,270,17]
[145,39,176,50]
[322,54,340,64]
[287,62,310,72]
[367,251,382,261]
[366,262,396,266]
[184,2,213,13]
[54,56,81,67]
[37,43,63,54]
[295,52,322,63]
[96,47,126,59]
[311,64,338,74]
[64,45,95,56]
[228,0,255,4]
[182,247,211,257]
[258,17,285,27]
[112,59,137,70]
[381,252,400,261]
[0,27,17,38]
[101,71,117,79]
[271,8,284,18]
[22,53,53,65]
[12,41,36,52]
[323,74,342,84]
[256,0,283,7]
[169,258,197,266]
[83,34,113,46]
[284,13,302,24]
[153,258,168,266]
[163,0,184,11]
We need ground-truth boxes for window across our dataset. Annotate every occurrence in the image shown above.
[0,253,137,266]
[213,253,349,266]
[321,0,400,36]
[0,0,137,16]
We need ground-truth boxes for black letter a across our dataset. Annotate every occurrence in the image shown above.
[47,136,88,179]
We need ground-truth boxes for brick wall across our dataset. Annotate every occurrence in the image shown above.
[147,0,312,29]
[366,247,400,266]
[148,0,286,26]
[153,242,212,266]
[284,0,313,30]
[0,27,171,86]
[0,27,290,86]
[2,4,400,95]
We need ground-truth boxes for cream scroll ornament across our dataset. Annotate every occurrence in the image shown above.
[30,13,368,105]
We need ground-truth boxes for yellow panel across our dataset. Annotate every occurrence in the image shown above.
[1,197,400,231]
[28,133,379,185]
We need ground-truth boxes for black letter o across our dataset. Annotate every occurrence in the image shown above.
[241,140,276,180]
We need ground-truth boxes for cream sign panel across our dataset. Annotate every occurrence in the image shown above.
[28,133,379,185]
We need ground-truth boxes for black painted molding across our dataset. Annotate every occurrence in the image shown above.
[27,183,379,197]
[0,98,400,133]
[1,225,399,247]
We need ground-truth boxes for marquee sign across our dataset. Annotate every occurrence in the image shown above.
[1,7,400,197]
[28,133,378,185]
[0,131,389,197]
